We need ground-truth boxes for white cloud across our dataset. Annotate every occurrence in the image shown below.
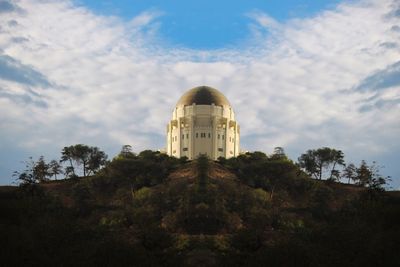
[0,0,399,187]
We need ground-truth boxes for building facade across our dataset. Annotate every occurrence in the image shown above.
[166,86,240,160]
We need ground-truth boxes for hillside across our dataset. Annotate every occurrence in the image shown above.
[1,155,400,267]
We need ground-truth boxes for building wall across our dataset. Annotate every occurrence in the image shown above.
[166,104,240,160]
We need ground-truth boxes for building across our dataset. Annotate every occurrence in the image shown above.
[166,86,240,160]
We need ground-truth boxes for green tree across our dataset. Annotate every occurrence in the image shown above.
[61,144,108,177]
[356,160,372,186]
[355,160,390,190]
[13,157,37,185]
[298,147,345,180]
[342,163,357,184]
[61,146,76,176]
[87,147,108,175]
[33,156,50,182]
[328,149,345,180]
[13,156,51,184]
[49,160,63,180]
[119,145,135,158]
[270,147,288,160]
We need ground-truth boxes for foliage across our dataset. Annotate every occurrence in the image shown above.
[341,160,391,190]
[49,160,63,180]
[61,144,108,177]
[13,156,52,185]
[298,147,345,180]
[219,151,311,200]
[5,147,399,266]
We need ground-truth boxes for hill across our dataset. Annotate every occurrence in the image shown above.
[1,155,400,266]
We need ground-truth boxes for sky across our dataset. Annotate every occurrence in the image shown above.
[0,0,399,188]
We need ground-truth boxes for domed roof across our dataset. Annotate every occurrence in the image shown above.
[176,86,231,107]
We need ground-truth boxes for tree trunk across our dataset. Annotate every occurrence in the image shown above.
[319,163,323,180]
[330,162,337,180]
[69,159,75,175]
[270,185,275,201]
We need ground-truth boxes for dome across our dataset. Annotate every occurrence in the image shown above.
[176,86,231,107]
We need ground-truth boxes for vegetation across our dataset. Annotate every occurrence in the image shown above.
[298,147,345,180]
[61,144,108,177]
[3,145,398,266]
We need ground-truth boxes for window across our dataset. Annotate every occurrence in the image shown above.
[218,134,220,139]
[222,135,224,140]
[182,134,184,140]
[208,133,211,138]
[186,133,189,139]
[183,148,188,151]
[196,133,198,138]
[218,148,223,152]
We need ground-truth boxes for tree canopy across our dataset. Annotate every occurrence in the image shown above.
[298,147,345,180]
[61,144,107,177]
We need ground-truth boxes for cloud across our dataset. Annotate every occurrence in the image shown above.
[0,0,20,14]
[0,87,48,108]
[392,25,400,32]
[359,97,400,112]
[354,61,400,91]
[0,0,399,188]
[0,55,51,87]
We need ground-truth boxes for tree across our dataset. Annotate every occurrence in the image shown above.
[270,147,287,160]
[298,147,345,180]
[119,145,135,158]
[61,146,76,176]
[64,166,76,178]
[342,163,356,184]
[13,157,37,185]
[263,160,298,201]
[298,150,318,179]
[356,160,371,186]
[355,160,390,190]
[61,144,108,177]
[13,156,51,184]
[328,149,345,180]
[49,160,63,180]
[73,144,92,177]
[33,156,50,182]
[87,147,108,175]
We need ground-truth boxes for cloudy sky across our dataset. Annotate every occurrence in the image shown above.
[0,0,399,188]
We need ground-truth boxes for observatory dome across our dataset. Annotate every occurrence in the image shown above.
[176,86,231,107]
[167,85,239,160]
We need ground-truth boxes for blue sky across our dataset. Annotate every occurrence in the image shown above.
[0,0,399,189]
[77,0,342,49]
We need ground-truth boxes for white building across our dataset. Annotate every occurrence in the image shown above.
[166,86,240,160]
